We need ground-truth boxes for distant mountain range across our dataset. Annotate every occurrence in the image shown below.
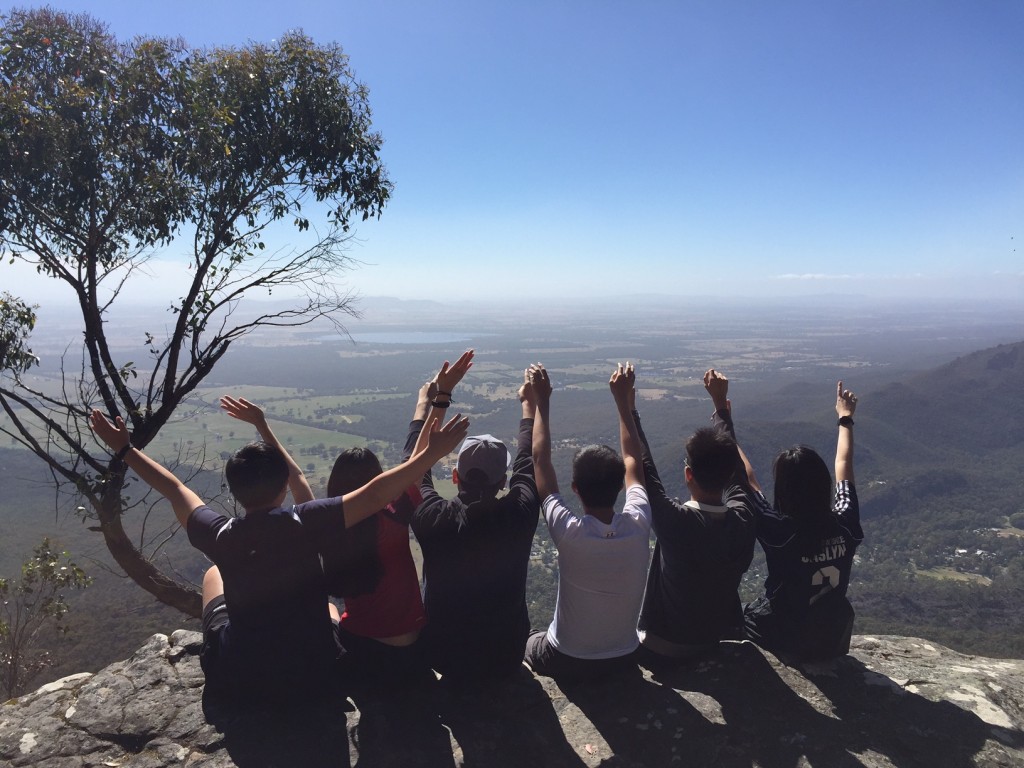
[870,340,1024,453]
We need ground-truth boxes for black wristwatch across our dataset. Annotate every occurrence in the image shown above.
[837,416,854,428]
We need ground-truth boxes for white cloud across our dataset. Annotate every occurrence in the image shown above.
[773,273,855,281]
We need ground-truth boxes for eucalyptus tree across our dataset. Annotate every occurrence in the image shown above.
[0,8,391,616]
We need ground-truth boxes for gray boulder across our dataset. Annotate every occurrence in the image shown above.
[2,632,1022,767]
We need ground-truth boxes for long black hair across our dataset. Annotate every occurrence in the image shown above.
[321,448,385,598]
[772,445,833,544]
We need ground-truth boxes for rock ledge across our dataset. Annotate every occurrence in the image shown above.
[2,633,1023,767]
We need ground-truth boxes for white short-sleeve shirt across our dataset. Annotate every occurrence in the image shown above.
[543,484,652,659]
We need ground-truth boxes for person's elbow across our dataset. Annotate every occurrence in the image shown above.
[172,495,204,527]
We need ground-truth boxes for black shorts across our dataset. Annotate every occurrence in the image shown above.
[421,621,528,686]
[200,595,345,700]
[336,626,433,690]
[200,594,231,679]
[202,594,230,632]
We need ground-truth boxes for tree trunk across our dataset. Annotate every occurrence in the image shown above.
[99,513,202,619]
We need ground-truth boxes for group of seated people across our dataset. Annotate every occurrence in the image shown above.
[89,350,862,704]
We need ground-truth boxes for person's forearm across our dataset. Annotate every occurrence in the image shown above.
[616,399,644,486]
[343,447,436,527]
[403,418,424,461]
[254,417,313,503]
[633,408,664,488]
[533,401,557,497]
[736,443,761,493]
[712,408,738,441]
[414,381,450,456]
[709,406,757,490]
[122,449,203,526]
[412,390,432,422]
[633,408,675,513]
[533,401,551,459]
[413,409,443,457]
[835,425,854,483]
[124,449,186,502]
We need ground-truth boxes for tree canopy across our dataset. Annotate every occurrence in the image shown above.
[0,8,392,615]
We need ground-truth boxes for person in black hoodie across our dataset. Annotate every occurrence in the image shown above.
[740,380,863,660]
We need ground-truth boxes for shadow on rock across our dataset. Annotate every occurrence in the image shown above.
[655,642,869,768]
[557,662,728,767]
[347,679,455,768]
[440,666,587,768]
[809,654,1009,768]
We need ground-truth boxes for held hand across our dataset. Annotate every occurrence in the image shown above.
[518,366,534,404]
[704,369,729,412]
[527,363,552,402]
[424,414,470,458]
[219,396,267,427]
[609,362,635,403]
[435,349,475,395]
[89,409,131,452]
[836,381,858,419]
[418,379,439,403]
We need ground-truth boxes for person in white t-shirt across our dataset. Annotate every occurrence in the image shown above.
[523,362,652,681]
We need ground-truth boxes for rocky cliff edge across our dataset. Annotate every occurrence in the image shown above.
[2,633,1023,767]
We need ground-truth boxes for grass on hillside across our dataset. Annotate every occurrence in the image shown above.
[0,386,420,479]
[915,566,993,586]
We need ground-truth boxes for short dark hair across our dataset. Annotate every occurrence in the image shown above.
[572,444,625,508]
[685,427,739,493]
[772,445,833,530]
[225,441,289,510]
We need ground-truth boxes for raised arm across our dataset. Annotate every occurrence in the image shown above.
[610,362,643,488]
[519,371,538,422]
[345,414,470,528]
[735,442,760,493]
[89,410,204,527]
[704,368,761,493]
[632,403,667,502]
[404,379,435,462]
[411,380,435,424]
[528,364,558,499]
[220,396,314,504]
[413,349,474,457]
[835,381,857,484]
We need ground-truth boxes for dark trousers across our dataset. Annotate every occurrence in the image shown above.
[524,630,638,682]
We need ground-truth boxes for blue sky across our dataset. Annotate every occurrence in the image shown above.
[5,0,1023,303]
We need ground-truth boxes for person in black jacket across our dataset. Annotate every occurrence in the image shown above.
[634,368,756,660]
[410,352,543,685]
[740,380,863,660]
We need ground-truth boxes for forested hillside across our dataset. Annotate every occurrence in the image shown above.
[850,341,1024,655]
[752,341,1024,656]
